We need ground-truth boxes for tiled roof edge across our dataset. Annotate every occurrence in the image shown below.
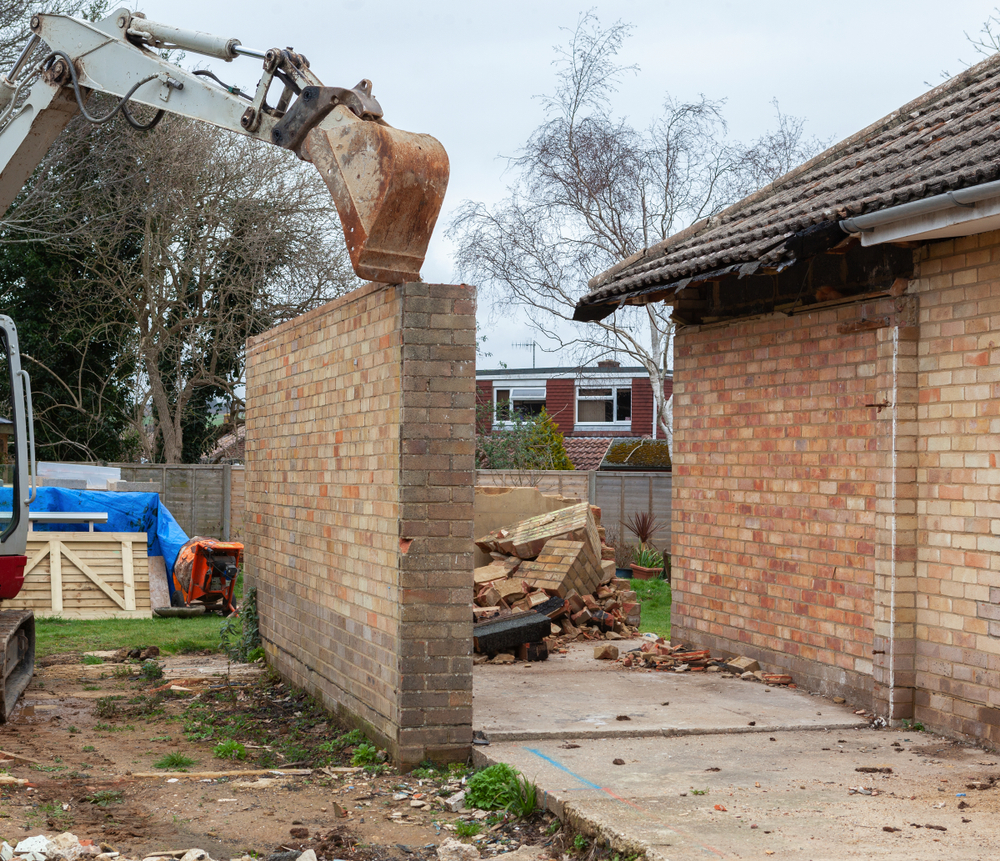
[587,51,1000,294]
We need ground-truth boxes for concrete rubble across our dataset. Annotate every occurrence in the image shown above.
[472,503,643,662]
[0,836,244,861]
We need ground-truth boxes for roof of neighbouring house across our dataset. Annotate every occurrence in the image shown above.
[575,52,1000,322]
[600,439,672,471]
[206,423,245,464]
[563,437,614,471]
[476,364,654,378]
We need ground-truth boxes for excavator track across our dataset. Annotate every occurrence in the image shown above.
[0,610,34,721]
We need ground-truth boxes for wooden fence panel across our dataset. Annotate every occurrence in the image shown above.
[115,464,244,539]
[594,472,672,553]
[6,533,151,619]
[475,470,589,499]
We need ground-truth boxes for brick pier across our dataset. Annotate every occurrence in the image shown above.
[244,281,476,767]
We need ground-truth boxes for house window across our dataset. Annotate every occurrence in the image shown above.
[577,386,631,425]
[495,387,546,422]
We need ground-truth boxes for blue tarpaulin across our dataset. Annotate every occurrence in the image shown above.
[0,487,189,576]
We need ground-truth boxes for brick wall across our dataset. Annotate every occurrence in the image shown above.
[546,379,575,435]
[631,377,653,437]
[911,232,1000,745]
[630,377,672,438]
[244,281,475,767]
[672,300,901,701]
[476,380,493,433]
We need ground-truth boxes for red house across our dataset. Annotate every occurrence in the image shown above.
[476,361,672,469]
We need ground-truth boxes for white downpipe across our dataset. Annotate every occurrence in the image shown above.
[888,327,899,722]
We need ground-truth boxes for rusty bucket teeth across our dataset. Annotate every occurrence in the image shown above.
[0,609,33,721]
[302,106,449,285]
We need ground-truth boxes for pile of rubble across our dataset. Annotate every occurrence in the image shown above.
[611,637,795,684]
[0,836,244,861]
[473,503,640,662]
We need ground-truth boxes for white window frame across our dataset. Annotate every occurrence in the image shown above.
[493,385,546,428]
[575,383,632,429]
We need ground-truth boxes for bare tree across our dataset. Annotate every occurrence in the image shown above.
[450,12,822,447]
[0,1,93,69]
[4,111,358,462]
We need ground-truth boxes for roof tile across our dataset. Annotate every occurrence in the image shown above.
[578,53,1000,315]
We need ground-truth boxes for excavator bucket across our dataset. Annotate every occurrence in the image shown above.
[0,610,33,721]
[302,106,449,284]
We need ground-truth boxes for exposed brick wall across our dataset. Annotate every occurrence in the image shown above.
[545,379,575,435]
[245,281,475,767]
[476,380,493,433]
[672,301,898,702]
[631,377,653,437]
[910,232,1000,745]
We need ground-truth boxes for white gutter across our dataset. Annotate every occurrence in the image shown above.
[840,179,1000,246]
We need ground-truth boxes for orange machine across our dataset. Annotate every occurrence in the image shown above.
[172,537,242,615]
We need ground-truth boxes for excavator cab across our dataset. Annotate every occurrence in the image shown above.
[0,317,35,719]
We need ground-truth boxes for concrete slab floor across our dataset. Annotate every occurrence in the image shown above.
[472,644,1000,860]
[473,642,865,741]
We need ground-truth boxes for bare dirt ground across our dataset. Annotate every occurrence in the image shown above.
[0,654,557,861]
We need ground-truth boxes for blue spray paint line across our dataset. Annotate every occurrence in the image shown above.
[524,747,603,790]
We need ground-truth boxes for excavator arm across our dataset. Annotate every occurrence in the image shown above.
[0,7,449,283]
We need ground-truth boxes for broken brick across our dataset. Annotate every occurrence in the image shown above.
[726,656,760,674]
[479,502,602,560]
[516,641,549,662]
[518,537,604,598]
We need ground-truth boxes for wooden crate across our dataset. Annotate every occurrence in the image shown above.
[4,533,151,619]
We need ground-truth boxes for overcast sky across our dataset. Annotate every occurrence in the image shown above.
[136,0,1000,369]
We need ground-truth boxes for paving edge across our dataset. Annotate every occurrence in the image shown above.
[477,719,868,743]
[472,721,870,858]
[472,746,676,858]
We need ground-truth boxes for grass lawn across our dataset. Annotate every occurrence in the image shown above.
[35,614,226,658]
[33,573,243,659]
[633,577,671,639]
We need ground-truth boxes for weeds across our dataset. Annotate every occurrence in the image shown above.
[154,752,196,770]
[220,584,262,663]
[213,740,247,761]
[94,696,125,719]
[81,655,103,665]
[87,790,123,807]
[140,660,164,682]
[336,729,365,748]
[573,835,589,853]
[466,763,538,817]
[350,743,379,767]
[690,788,708,796]
[454,821,481,839]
